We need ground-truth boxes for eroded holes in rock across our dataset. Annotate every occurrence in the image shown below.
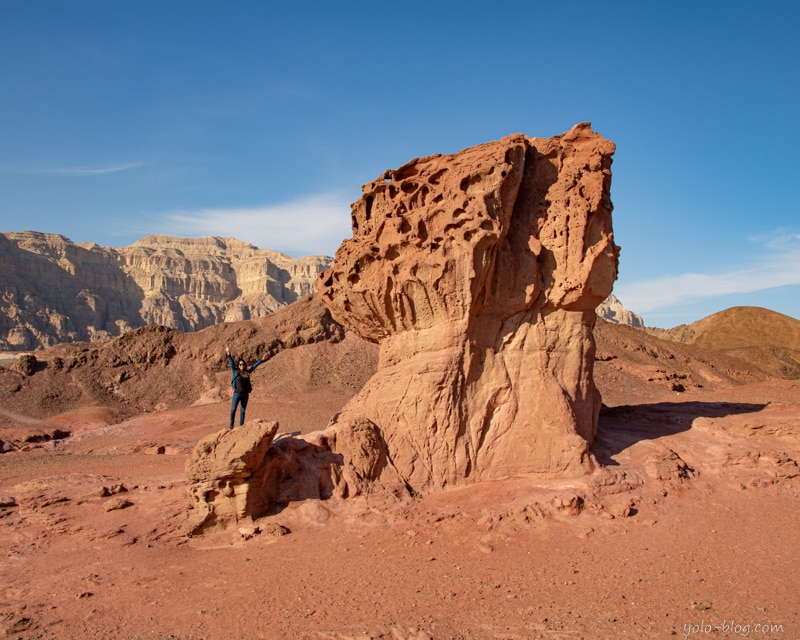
[428,168,447,185]
[501,170,507,177]
[480,220,494,231]
[364,195,374,221]
[433,194,444,203]
[444,222,461,233]
[348,273,360,285]
[459,176,471,192]
[323,275,333,287]
[430,242,440,251]
[399,219,411,234]
[393,162,419,181]
[454,208,466,217]
[389,184,399,199]
[385,246,400,261]
[464,229,476,241]
[401,181,418,194]
[410,185,429,209]
[417,220,428,241]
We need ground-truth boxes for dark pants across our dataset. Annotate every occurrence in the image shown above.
[230,392,249,428]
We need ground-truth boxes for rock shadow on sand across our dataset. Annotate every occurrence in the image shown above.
[592,401,767,465]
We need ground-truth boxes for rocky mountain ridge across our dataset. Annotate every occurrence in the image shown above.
[0,231,331,350]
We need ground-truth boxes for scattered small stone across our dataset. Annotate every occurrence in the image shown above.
[239,525,258,540]
[260,522,290,538]
[2,615,34,634]
[103,497,133,512]
[0,496,17,508]
[99,484,128,497]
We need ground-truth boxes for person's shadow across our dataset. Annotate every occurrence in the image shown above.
[592,401,767,466]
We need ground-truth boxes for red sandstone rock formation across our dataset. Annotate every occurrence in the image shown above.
[319,123,619,492]
[184,419,400,534]
[184,420,279,536]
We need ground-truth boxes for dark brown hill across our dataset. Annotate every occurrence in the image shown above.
[651,306,800,380]
[592,316,773,406]
[0,295,377,447]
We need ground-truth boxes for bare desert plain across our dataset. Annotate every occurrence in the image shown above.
[0,297,798,640]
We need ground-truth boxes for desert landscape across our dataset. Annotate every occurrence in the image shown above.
[1,125,799,640]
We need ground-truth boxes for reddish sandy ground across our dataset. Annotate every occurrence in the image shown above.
[1,376,798,640]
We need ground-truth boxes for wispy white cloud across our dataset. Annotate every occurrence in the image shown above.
[37,162,146,176]
[155,191,354,257]
[615,229,800,313]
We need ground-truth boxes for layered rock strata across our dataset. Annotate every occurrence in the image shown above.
[319,123,619,492]
[0,233,331,350]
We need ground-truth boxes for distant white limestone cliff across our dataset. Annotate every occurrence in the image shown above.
[596,294,644,328]
[0,231,332,350]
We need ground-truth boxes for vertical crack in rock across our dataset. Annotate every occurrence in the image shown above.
[319,123,619,494]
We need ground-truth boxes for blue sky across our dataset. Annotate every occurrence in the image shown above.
[1,1,798,328]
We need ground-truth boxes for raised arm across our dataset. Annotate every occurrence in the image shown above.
[249,356,266,372]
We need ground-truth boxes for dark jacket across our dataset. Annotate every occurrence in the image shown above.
[228,354,265,395]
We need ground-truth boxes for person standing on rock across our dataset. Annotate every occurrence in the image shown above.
[225,344,266,429]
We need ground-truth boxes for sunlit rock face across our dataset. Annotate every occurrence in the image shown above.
[319,123,619,493]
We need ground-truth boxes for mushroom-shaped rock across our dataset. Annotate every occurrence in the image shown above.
[319,123,619,493]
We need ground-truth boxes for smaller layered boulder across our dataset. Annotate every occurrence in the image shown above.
[184,418,405,536]
[184,420,279,536]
